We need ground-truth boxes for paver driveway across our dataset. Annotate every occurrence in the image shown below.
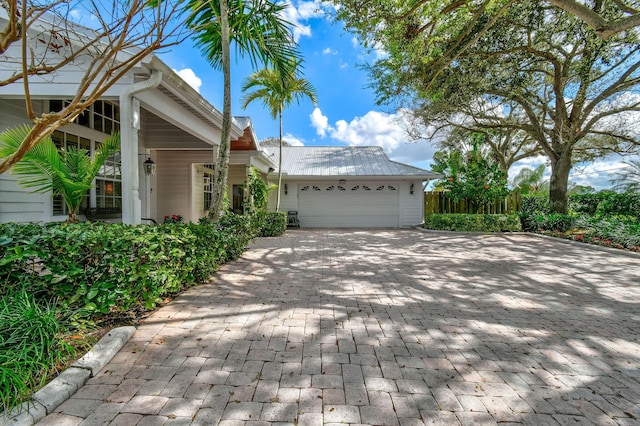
[40,230,640,425]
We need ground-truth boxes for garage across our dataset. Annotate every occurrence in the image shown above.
[298,183,400,227]
[268,146,441,228]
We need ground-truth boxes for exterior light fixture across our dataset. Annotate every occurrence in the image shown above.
[284,183,288,195]
[142,156,156,176]
[410,183,415,194]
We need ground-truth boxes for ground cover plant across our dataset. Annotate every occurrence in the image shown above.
[0,214,263,412]
[520,192,640,251]
[0,286,76,413]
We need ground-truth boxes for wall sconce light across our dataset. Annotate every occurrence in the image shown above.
[284,183,288,195]
[338,179,346,185]
[410,183,415,195]
[140,155,156,176]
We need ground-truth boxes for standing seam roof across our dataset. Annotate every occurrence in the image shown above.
[273,146,438,177]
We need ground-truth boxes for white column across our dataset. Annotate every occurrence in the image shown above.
[119,70,162,224]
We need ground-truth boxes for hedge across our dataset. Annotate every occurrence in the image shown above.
[0,214,256,316]
[424,214,522,232]
[255,211,287,237]
[521,192,640,218]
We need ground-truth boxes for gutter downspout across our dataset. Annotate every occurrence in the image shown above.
[120,69,162,224]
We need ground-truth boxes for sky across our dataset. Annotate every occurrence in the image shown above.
[158,0,634,191]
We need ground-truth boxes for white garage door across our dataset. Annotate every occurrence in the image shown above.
[298,183,400,228]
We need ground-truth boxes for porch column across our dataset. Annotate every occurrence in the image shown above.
[120,70,162,224]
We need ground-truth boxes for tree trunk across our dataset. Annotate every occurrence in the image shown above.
[208,0,232,223]
[276,109,283,212]
[67,208,78,224]
[548,149,572,214]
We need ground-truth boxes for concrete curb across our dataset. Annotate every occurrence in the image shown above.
[1,326,135,426]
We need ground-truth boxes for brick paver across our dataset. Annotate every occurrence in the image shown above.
[37,230,640,425]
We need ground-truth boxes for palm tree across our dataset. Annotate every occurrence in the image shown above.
[511,164,549,194]
[241,63,317,211]
[0,125,120,223]
[610,159,640,193]
[186,0,299,222]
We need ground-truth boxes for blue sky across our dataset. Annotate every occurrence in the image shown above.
[157,0,635,190]
[158,1,439,173]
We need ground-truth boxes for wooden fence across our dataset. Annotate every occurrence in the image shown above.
[424,191,521,215]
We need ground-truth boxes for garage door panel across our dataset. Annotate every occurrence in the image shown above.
[298,182,399,228]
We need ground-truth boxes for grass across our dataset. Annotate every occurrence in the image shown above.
[0,286,76,413]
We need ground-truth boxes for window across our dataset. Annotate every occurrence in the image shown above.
[232,185,244,214]
[50,100,120,133]
[95,149,122,209]
[51,130,91,216]
[203,164,214,210]
[50,129,122,217]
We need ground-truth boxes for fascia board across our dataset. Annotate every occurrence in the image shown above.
[148,56,244,139]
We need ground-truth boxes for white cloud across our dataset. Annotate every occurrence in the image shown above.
[323,47,338,55]
[310,107,438,167]
[509,155,640,190]
[282,0,329,42]
[69,10,81,21]
[310,107,329,137]
[173,68,202,93]
[283,133,305,146]
[569,157,634,190]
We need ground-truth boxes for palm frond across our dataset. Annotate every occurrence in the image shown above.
[1,126,122,220]
[0,125,59,194]
[90,132,121,179]
[187,0,300,74]
[610,159,640,193]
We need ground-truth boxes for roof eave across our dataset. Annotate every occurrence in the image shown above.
[148,55,244,139]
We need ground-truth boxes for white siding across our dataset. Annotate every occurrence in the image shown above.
[399,180,424,227]
[0,41,133,99]
[228,164,248,193]
[269,180,299,213]
[153,150,254,223]
[0,99,50,223]
[151,151,204,223]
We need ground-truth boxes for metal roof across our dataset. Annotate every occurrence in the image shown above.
[272,146,440,178]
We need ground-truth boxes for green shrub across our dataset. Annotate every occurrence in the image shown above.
[519,195,549,231]
[0,217,257,316]
[521,194,550,215]
[569,193,603,215]
[540,213,576,232]
[424,214,522,232]
[568,191,640,218]
[255,211,286,237]
[596,192,640,218]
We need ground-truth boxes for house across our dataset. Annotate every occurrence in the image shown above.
[0,9,275,224]
[1,12,438,228]
[0,52,276,224]
[267,146,440,228]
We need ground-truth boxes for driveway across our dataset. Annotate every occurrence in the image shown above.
[40,230,640,425]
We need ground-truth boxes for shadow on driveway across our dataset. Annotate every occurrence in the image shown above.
[40,230,640,425]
